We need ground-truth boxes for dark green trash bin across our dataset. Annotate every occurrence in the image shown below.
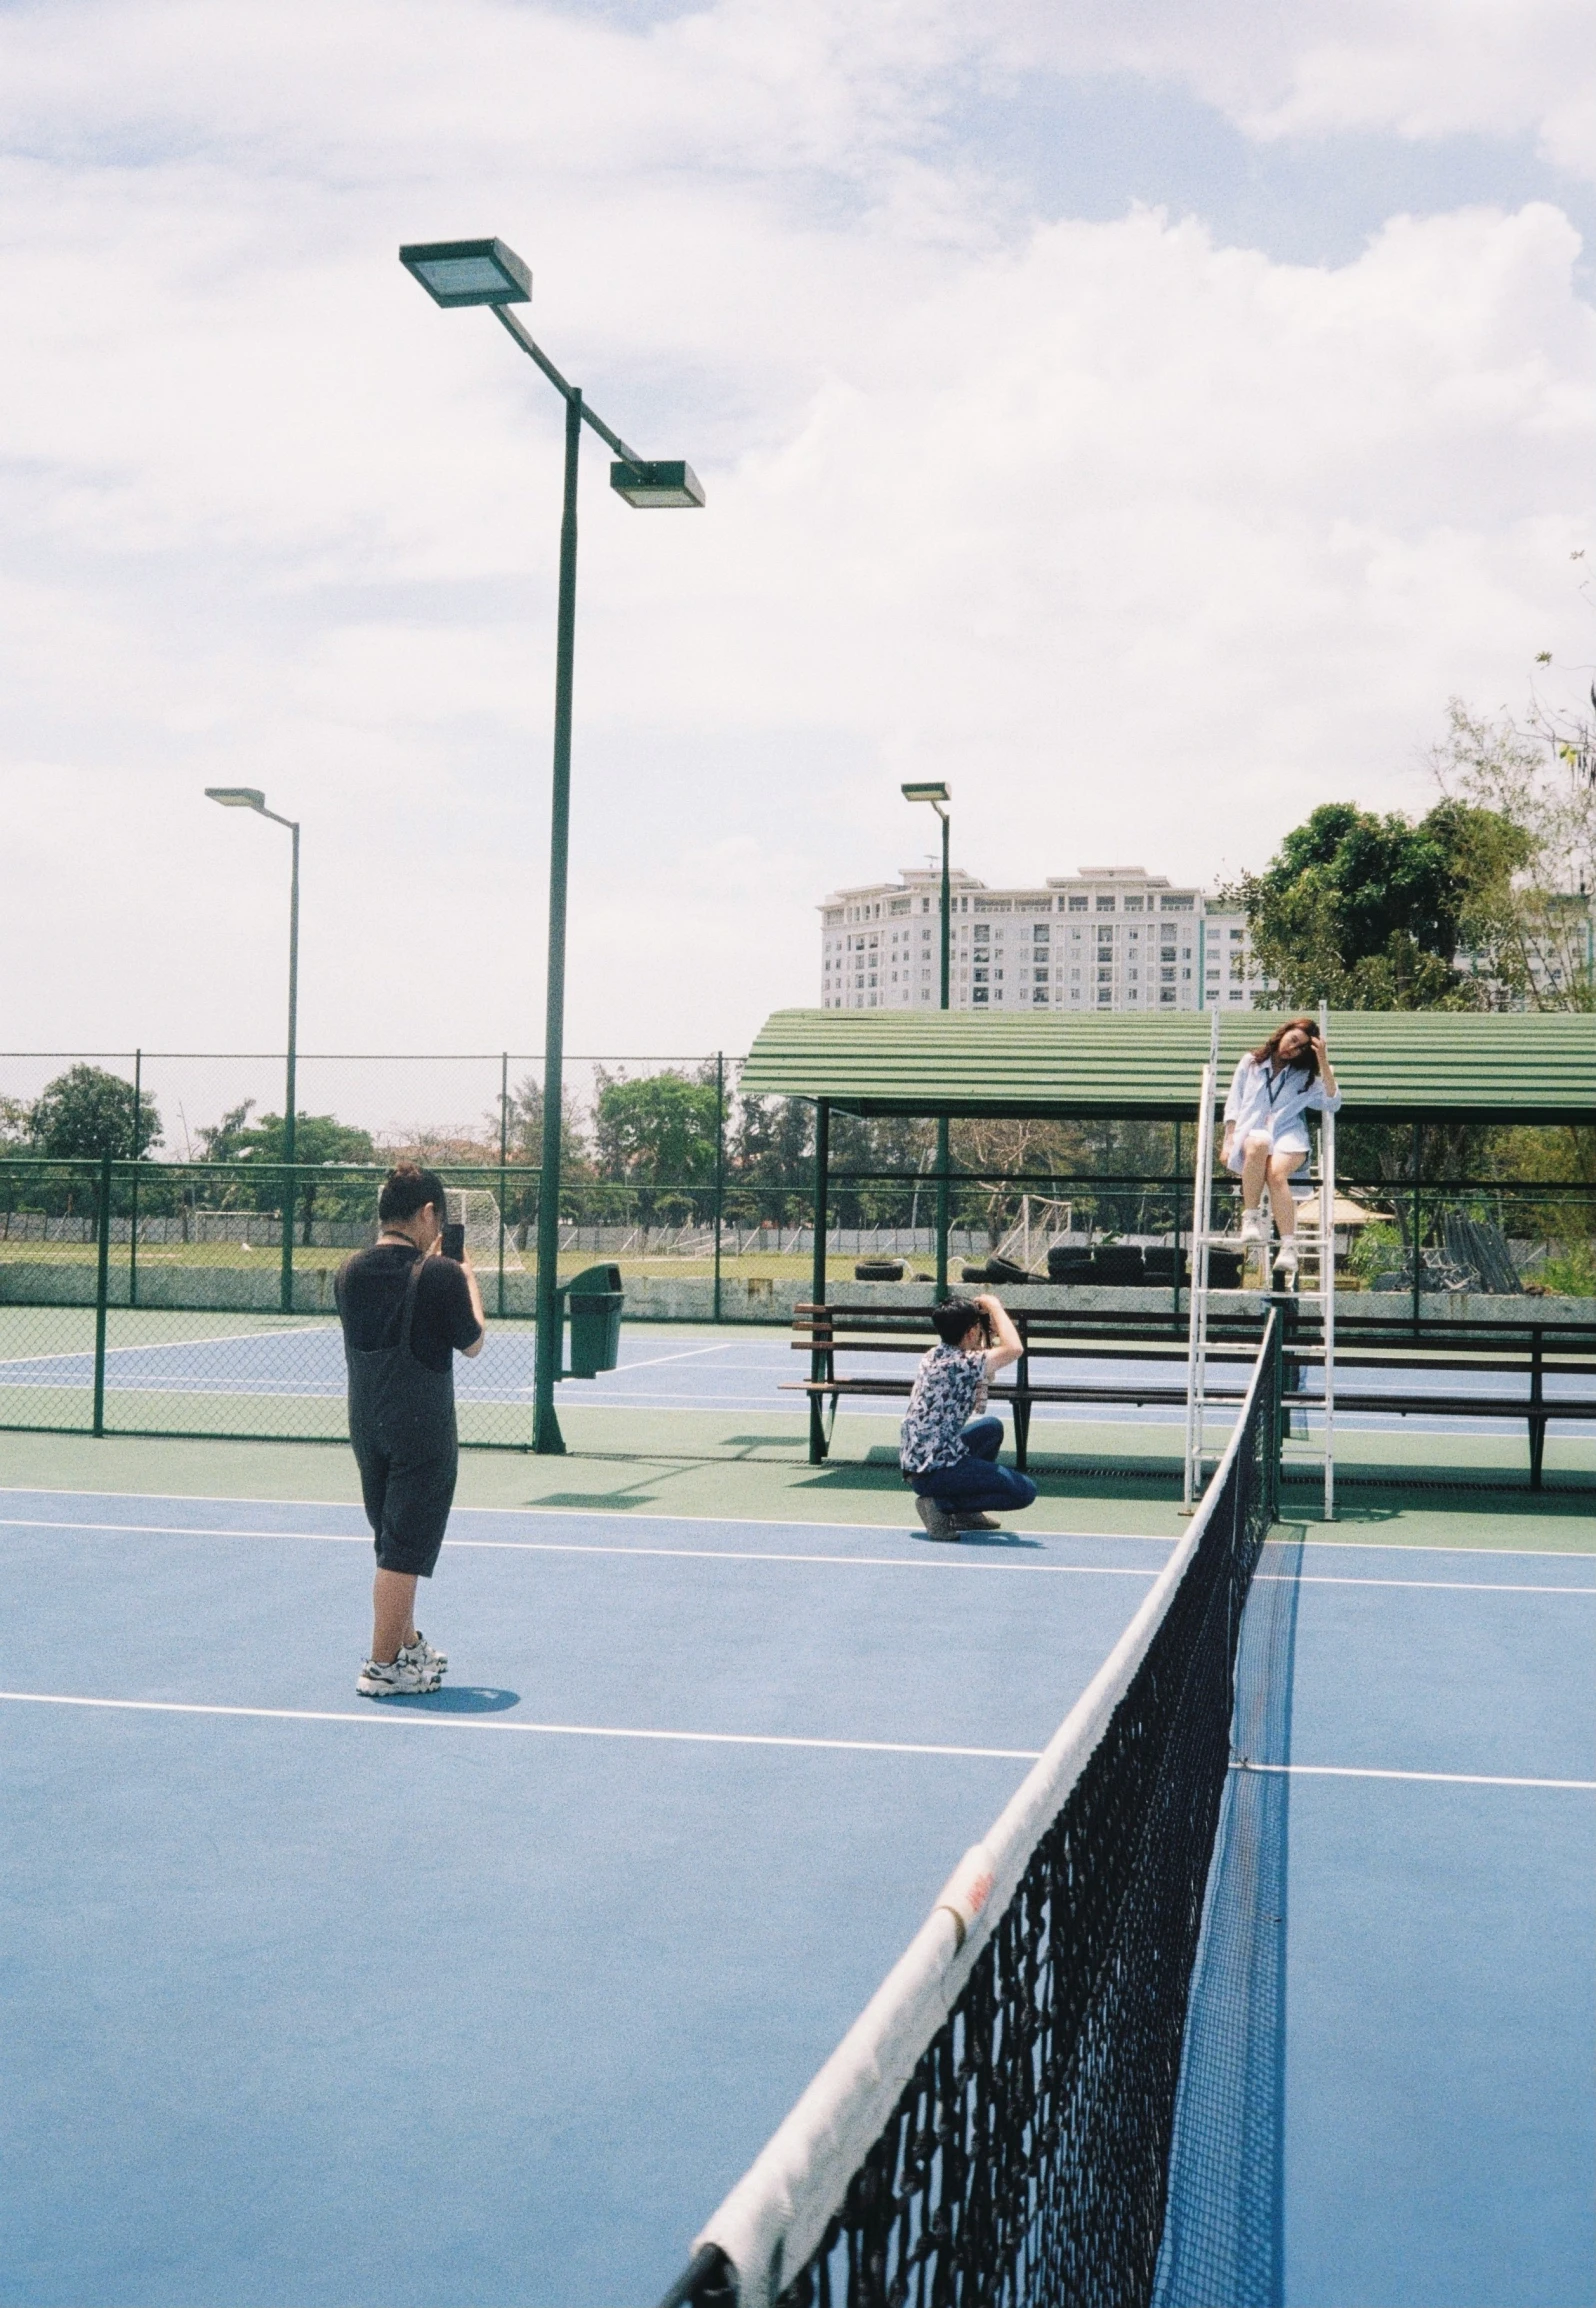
[564,1263,624,1378]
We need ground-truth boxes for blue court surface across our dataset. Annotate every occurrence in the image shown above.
[2,1484,1593,2307]
[5,1321,1592,1435]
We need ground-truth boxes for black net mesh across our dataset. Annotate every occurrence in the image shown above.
[1152,1531,1304,2308]
[662,1318,1283,2308]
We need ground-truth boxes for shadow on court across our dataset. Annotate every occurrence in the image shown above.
[373,1686,522,1714]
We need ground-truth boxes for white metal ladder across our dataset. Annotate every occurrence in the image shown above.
[1183,1006,1336,1520]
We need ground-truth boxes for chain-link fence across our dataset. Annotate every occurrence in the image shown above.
[2,1057,1592,1447]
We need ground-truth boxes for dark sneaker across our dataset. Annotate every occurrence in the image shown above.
[915,1496,960,1542]
[954,1513,1002,1531]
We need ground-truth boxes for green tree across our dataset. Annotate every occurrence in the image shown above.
[1430,699,1596,1010]
[195,1102,377,1238]
[1228,799,1532,1011]
[593,1069,720,1187]
[30,1064,162,1159]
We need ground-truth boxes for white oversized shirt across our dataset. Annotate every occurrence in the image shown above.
[1222,1053,1341,1173]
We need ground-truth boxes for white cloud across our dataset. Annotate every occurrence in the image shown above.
[1,0,1593,1079]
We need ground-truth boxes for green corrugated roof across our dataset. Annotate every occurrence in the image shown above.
[737,1009,1595,1123]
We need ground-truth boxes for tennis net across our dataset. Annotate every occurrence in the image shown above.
[656,1308,1284,2308]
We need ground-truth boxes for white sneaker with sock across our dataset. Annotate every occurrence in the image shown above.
[1239,1207,1265,1244]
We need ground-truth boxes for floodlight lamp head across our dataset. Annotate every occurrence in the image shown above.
[399,238,531,308]
[901,781,951,813]
[206,787,267,811]
[610,459,705,509]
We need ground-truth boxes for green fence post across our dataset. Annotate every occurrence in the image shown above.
[128,1049,141,1309]
[498,1051,509,1320]
[713,1051,725,1325]
[280,1162,296,1316]
[1171,1118,1182,1328]
[1410,1122,1422,1333]
[92,1151,112,1437]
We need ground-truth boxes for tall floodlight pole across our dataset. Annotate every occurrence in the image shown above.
[902,782,952,1296]
[400,238,703,1454]
[206,786,299,1313]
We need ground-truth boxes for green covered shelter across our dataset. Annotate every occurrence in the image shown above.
[738,1008,1594,1126]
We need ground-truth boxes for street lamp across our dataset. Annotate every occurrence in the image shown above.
[401,236,703,1453]
[902,781,952,1296]
[206,786,300,1314]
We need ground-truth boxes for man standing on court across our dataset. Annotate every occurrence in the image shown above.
[900,1292,1038,1541]
[335,1164,485,1696]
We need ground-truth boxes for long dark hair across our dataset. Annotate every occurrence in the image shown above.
[1250,1016,1320,1081]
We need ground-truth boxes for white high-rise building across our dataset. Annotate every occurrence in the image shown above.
[818,866,1275,1013]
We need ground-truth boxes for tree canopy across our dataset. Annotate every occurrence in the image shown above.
[26,1064,162,1160]
[592,1068,720,1185]
[1229,798,1532,1010]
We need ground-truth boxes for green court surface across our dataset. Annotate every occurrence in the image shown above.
[4,1419,1591,1554]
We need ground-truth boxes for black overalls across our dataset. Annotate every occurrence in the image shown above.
[345,1254,459,1578]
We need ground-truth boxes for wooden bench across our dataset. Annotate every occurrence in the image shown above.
[786,1302,1596,1487]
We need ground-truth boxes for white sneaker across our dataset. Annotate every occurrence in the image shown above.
[407,1631,448,1674]
[357,1652,443,1698]
[1273,1238,1299,1278]
[1239,1208,1265,1244]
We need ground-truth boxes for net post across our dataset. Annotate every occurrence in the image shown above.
[1409,1121,1422,1334]
[92,1150,112,1438]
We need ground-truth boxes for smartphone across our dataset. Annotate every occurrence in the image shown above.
[441,1222,466,1262]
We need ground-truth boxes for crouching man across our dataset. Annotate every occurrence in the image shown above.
[899,1292,1038,1542]
[335,1164,485,1695]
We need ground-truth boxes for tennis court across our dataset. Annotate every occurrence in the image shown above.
[5,1315,1595,1457]
[3,1320,1592,2308]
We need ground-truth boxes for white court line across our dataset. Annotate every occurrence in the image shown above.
[603,1342,739,1373]
[0,1517,1164,1578]
[1234,1761,1596,1792]
[8,1521,1595,1593]
[1,1486,1590,1559]
[1256,1572,1596,1596]
[0,1323,328,1370]
[0,1689,1039,1760]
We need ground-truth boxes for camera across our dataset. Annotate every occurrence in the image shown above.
[441,1222,466,1262]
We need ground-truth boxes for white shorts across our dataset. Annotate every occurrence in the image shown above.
[1224,1123,1311,1176]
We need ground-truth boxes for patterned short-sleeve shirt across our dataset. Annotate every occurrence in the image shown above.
[899,1345,987,1473]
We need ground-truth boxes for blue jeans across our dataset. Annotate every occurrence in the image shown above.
[910,1417,1038,1512]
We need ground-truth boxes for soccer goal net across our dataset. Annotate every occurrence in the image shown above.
[445,1188,524,1269]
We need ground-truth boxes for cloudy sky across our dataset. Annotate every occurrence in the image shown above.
[4,0,1594,1061]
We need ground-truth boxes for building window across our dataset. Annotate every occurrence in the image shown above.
[973,987,989,1004]
[1033,987,1049,1004]
[1160,967,1175,983]
[1068,896,1088,912]
[1097,988,1112,1004]
[1070,968,1081,982]
[1096,895,1115,911]
[973,967,989,984]
[1160,988,1177,1005]
[1097,968,1112,984]
[1229,988,1245,1001]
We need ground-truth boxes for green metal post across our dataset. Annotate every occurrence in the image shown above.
[1410,1121,1422,1333]
[713,1050,725,1325]
[935,806,951,1297]
[809,1098,831,1464]
[1171,1118,1182,1325]
[280,818,300,1316]
[129,1048,141,1308]
[92,1150,112,1437]
[533,388,582,1455]
[498,1050,509,1320]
